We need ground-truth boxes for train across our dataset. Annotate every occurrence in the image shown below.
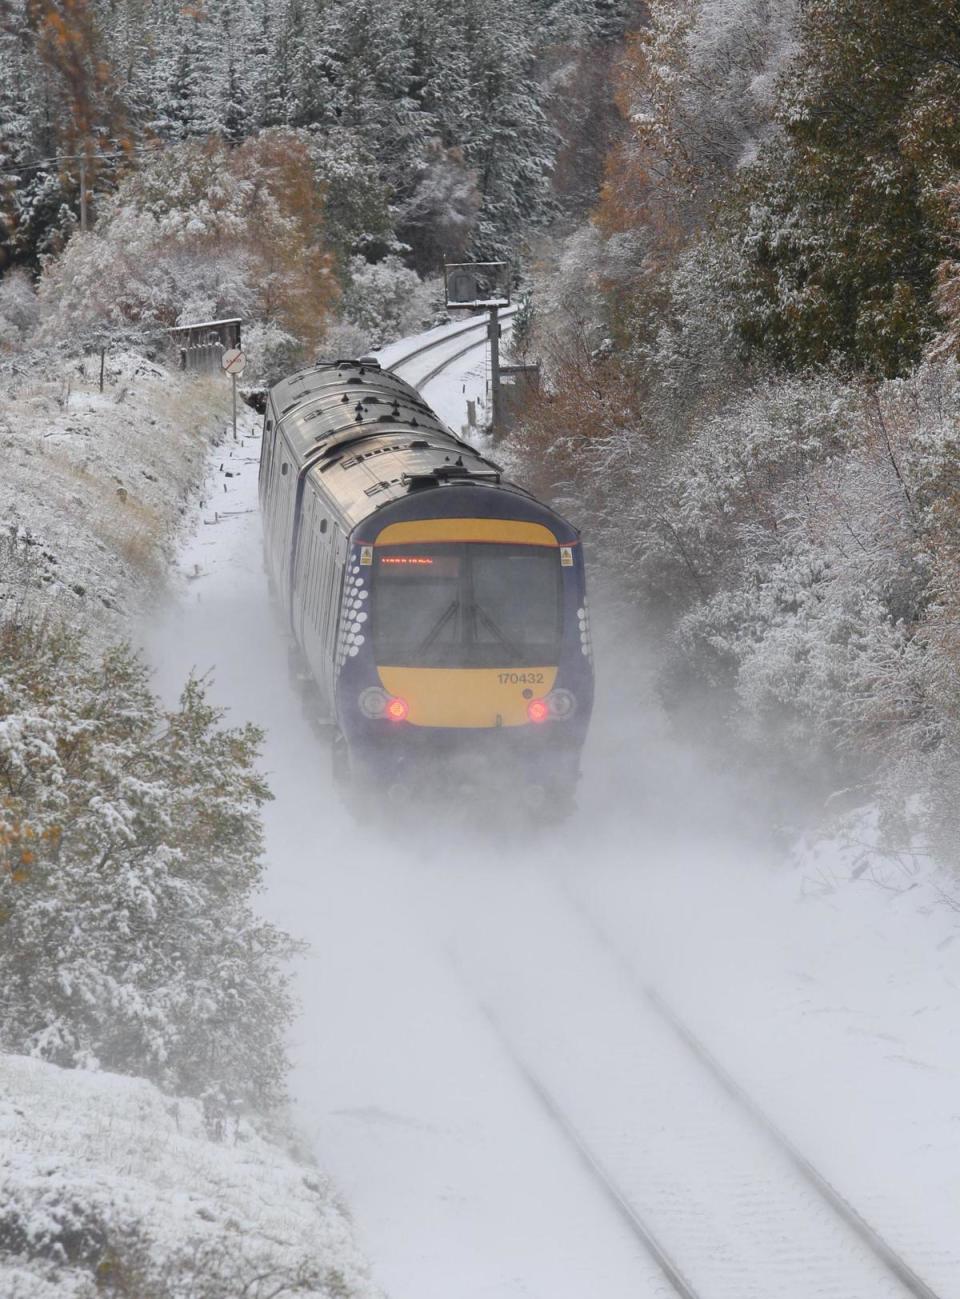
[259,356,594,809]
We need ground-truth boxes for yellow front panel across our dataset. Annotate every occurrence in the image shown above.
[375,518,560,547]
[377,666,558,728]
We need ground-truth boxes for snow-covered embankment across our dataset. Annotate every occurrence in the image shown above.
[0,1053,373,1299]
[0,347,378,1299]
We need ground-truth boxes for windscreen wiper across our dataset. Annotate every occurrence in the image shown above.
[416,599,459,657]
[473,604,524,661]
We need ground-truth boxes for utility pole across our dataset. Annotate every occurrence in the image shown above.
[488,304,501,438]
[79,158,88,233]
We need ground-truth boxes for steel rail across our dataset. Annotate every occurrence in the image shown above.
[379,306,517,388]
[479,1001,703,1299]
[560,885,945,1299]
[412,318,514,393]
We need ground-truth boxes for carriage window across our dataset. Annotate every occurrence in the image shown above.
[373,542,561,667]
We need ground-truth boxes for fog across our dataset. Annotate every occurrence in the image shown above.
[144,389,960,1299]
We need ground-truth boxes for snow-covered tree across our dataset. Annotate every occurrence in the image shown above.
[0,268,40,348]
[313,127,396,263]
[598,0,798,244]
[455,0,558,259]
[38,132,337,351]
[339,254,440,347]
[732,0,960,376]
[0,619,298,1108]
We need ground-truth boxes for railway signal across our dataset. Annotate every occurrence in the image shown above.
[444,261,511,437]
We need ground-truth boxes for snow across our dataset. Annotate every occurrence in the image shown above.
[0,346,226,635]
[0,1052,379,1299]
[374,309,515,434]
[9,295,948,1299]
[142,335,960,1298]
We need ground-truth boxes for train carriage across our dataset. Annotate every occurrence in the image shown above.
[259,357,594,808]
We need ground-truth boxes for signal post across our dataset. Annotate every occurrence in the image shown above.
[487,304,502,434]
[444,261,510,439]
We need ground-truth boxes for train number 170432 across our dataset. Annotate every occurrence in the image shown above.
[497,671,545,685]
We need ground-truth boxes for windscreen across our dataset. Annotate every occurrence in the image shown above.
[373,542,562,667]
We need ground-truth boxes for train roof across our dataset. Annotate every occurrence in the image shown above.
[267,358,541,532]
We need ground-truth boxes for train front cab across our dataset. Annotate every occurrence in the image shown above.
[333,493,594,808]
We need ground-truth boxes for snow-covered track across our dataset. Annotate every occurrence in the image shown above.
[558,887,945,1299]
[375,307,517,391]
[481,1001,703,1299]
[435,867,944,1299]
[644,987,944,1299]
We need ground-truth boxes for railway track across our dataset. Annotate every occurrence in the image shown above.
[483,985,942,1299]
[443,872,947,1299]
[557,885,945,1299]
[375,306,517,392]
[479,998,704,1299]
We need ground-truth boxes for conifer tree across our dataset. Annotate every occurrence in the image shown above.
[736,0,960,376]
[458,0,557,259]
[1,0,580,281]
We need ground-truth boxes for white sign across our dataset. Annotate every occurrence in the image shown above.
[221,347,246,376]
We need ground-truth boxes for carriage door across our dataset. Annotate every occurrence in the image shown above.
[293,488,319,657]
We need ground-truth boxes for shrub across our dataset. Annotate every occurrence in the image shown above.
[340,255,439,348]
[0,619,298,1108]
[37,132,337,354]
[0,271,41,350]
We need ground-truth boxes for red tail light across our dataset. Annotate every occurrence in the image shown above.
[385,696,409,722]
[527,698,550,724]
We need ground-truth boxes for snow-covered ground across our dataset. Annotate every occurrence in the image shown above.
[143,330,960,1299]
[0,349,224,633]
[0,1053,378,1299]
[373,307,515,433]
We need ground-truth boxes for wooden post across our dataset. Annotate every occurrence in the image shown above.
[99,346,105,393]
[488,304,501,438]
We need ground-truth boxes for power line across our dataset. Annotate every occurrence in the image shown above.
[0,145,160,179]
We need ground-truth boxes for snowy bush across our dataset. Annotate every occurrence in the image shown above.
[340,256,440,349]
[37,133,337,354]
[241,320,303,388]
[0,619,298,1108]
[0,1054,378,1299]
[0,272,41,349]
[515,225,640,379]
[318,318,375,365]
[666,363,960,814]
